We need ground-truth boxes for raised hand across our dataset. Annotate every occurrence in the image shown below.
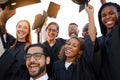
[85,4,94,17]
[85,4,96,43]
[100,0,106,4]
[0,6,16,27]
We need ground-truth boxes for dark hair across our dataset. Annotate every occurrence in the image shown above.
[82,23,89,32]
[25,43,48,57]
[69,23,78,27]
[98,2,119,36]
[58,37,84,63]
[45,22,59,31]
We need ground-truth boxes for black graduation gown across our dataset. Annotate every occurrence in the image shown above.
[0,32,15,49]
[48,78,53,80]
[43,38,66,78]
[93,11,120,79]
[95,23,120,80]
[5,33,16,49]
[53,60,77,80]
[0,41,29,80]
[52,36,95,80]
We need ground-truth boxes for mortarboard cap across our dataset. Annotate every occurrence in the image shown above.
[47,1,60,18]
[32,10,48,30]
[0,0,41,10]
[0,0,8,4]
[72,0,89,12]
[0,0,9,9]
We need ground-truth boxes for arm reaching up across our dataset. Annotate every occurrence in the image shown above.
[85,4,96,44]
[100,0,106,4]
[0,6,16,55]
[0,6,16,30]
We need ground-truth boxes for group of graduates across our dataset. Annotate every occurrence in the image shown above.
[0,0,120,80]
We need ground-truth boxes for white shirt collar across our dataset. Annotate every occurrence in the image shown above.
[30,73,48,80]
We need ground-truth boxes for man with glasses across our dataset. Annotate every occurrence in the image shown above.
[25,43,51,80]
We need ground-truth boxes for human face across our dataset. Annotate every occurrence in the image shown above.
[68,24,79,37]
[26,46,49,78]
[64,38,80,62]
[82,26,88,39]
[101,6,118,33]
[16,21,29,42]
[46,24,58,41]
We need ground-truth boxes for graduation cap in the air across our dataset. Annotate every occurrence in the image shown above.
[72,0,89,12]
[0,0,41,10]
[32,10,48,30]
[0,0,8,4]
[47,1,60,18]
[0,0,9,9]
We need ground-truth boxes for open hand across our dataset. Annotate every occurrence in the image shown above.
[0,6,16,26]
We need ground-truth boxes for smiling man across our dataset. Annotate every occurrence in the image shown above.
[25,43,51,80]
[68,23,79,38]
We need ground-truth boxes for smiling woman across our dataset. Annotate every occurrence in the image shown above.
[6,0,120,43]
[6,1,48,43]
[0,7,32,79]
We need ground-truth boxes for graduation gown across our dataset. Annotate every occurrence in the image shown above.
[95,14,120,80]
[5,33,16,49]
[53,60,77,80]
[52,36,95,80]
[0,41,29,80]
[43,38,66,78]
[95,24,120,80]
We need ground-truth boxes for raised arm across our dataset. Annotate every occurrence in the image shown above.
[0,6,16,33]
[85,4,96,44]
[0,6,16,52]
[100,0,106,4]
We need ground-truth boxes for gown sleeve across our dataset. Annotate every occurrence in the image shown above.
[83,35,94,64]
[0,50,16,79]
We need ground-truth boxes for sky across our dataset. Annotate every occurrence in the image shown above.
[6,0,120,43]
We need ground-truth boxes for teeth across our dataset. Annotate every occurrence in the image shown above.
[30,66,38,71]
[19,34,23,36]
[106,21,113,24]
[65,49,71,54]
[71,33,75,36]
[70,33,77,37]
[18,32,24,36]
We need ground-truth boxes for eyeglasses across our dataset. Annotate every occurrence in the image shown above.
[47,28,58,33]
[25,53,44,61]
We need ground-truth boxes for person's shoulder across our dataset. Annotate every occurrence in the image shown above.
[53,60,64,67]
[57,37,66,40]
[53,60,65,70]
[97,36,103,41]
[48,78,53,80]
[42,40,48,45]
[56,37,66,43]
[55,60,63,64]
[6,33,15,41]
